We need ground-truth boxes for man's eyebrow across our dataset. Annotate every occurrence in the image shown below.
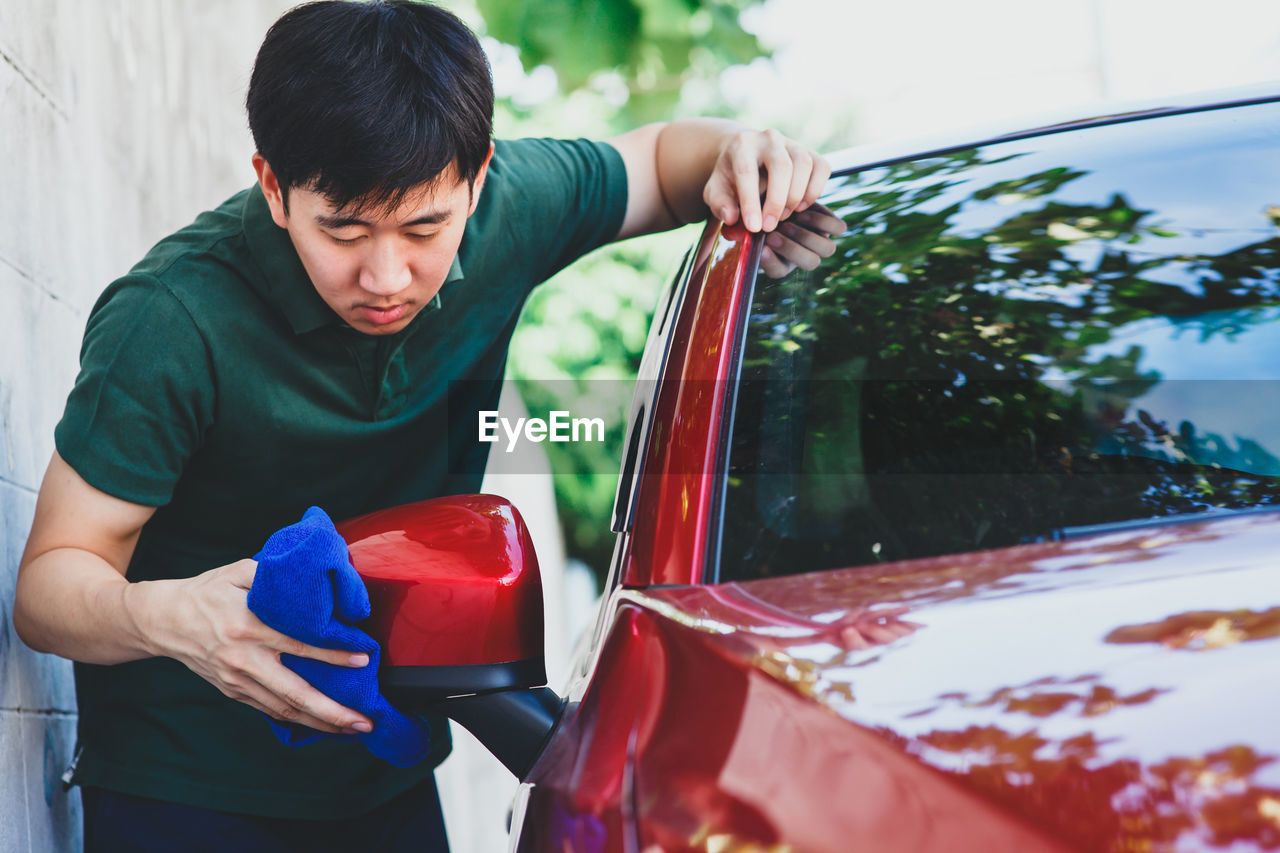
[314,213,368,229]
[314,211,452,229]
[403,211,452,227]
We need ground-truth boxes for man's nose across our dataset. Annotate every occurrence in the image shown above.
[358,240,412,296]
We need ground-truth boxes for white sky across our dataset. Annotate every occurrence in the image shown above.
[484,0,1280,151]
[720,0,1280,148]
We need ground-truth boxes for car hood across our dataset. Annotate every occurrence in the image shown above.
[630,510,1280,850]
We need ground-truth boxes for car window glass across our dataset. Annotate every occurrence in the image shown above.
[717,100,1280,583]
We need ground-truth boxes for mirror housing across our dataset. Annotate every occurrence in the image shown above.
[338,494,547,699]
[337,494,563,778]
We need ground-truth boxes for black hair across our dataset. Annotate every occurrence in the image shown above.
[247,0,494,213]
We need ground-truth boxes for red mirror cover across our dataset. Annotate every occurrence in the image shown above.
[337,494,544,668]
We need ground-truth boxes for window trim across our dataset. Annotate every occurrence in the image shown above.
[704,235,766,585]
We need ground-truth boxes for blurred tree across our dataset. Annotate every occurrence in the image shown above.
[476,0,765,122]
[509,238,690,577]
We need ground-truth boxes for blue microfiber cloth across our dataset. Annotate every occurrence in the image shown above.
[246,506,431,767]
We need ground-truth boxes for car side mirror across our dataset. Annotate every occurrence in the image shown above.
[337,494,562,778]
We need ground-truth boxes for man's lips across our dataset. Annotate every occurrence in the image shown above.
[357,303,409,325]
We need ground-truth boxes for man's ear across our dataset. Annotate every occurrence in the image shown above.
[252,153,289,229]
[467,142,496,216]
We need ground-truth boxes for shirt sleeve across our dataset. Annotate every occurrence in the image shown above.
[481,137,629,285]
[54,274,216,507]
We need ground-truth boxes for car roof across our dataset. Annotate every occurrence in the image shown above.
[826,82,1280,176]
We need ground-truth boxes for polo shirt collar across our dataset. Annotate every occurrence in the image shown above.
[240,187,461,335]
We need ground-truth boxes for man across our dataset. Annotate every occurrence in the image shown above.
[14,1,835,850]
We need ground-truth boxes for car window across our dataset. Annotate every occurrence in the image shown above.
[716,100,1280,583]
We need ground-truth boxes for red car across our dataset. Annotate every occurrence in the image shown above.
[344,89,1280,852]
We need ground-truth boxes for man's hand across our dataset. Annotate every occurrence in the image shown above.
[137,559,375,735]
[608,119,831,241]
[760,203,846,279]
[827,606,923,651]
[15,452,372,736]
[703,128,831,235]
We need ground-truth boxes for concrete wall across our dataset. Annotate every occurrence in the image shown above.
[0,3,328,850]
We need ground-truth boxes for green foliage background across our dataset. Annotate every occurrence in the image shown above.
[442,0,772,579]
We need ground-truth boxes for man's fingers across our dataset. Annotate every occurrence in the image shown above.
[730,152,764,232]
[236,694,306,726]
[767,209,844,272]
[776,221,838,261]
[793,204,846,238]
[241,695,345,736]
[839,626,873,650]
[799,155,832,212]
[218,673,350,735]
[759,246,793,280]
[758,140,793,232]
[274,632,370,668]
[210,643,373,733]
[706,132,828,232]
[783,146,814,218]
[225,558,258,590]
[765,231,821,272]
[259,696,350,735]
[257,663,373,733]
[703,182,741,227]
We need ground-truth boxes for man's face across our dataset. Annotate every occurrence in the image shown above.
[254,149,492,335]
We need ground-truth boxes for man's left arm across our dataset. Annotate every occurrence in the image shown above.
[607,119,841,274]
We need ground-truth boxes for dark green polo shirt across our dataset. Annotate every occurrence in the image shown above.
[54,138,627,818]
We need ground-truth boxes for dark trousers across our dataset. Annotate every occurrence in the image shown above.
[81,774,449,853]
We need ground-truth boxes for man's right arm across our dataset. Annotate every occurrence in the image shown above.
[16,451,158,662]
[15,451,375,736]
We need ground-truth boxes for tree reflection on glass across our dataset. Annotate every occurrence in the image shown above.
[722,106,1280,581]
